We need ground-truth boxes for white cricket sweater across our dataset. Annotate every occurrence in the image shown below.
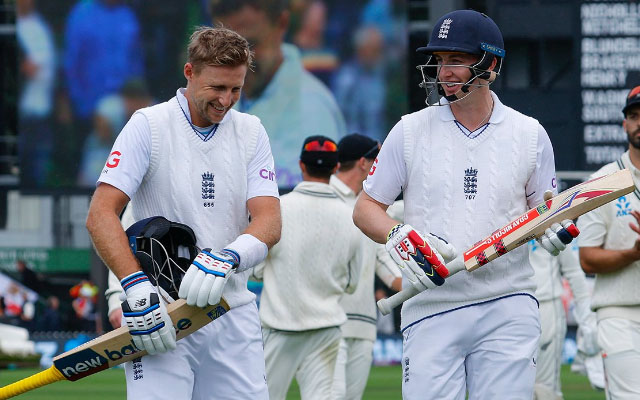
[131,98,260,309]
[259,181,363,331]
[400,102,540,328]
[577,152,640,319]
[330,176,401,341]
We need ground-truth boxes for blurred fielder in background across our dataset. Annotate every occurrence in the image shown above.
[329,133,402,400]
[353,9,578,399]
[578,85,640,400]
[253,135,362,400]
[529,237,597,400]
[87,27,281,399]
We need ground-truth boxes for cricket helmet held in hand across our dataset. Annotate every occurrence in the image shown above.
[125,216,200,301]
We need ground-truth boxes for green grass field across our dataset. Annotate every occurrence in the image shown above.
[0,364,604,399]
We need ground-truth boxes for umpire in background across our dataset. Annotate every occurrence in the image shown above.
[577,85,640,399]
[253,135,363,400]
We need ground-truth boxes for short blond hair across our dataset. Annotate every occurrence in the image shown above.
[187,26,253,72]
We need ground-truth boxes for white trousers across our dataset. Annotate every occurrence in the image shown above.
[124,302,268,400]
[534,298,566,400]
[402,295,540,400]
[331,337,374,400]
[262,326,341,400]
[599,317,640,400]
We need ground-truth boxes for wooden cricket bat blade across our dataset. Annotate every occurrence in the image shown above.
[464,168,634,271]
[0,298,229,399]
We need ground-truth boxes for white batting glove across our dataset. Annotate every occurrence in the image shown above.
[385,224,457,293]
[537,219,580,256]
[120,272,176,355]
[178,248,238,307]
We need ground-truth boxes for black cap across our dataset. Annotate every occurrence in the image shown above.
[623,85,640,116]
[337,134,380,162]
[300,135,338,167]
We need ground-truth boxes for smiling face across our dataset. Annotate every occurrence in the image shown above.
[433,52,480,98]
[184,63,247,126]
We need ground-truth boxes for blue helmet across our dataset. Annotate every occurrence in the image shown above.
[416,10,505,105]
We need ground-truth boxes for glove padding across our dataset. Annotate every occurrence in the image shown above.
[385,224,456,293]
[537,219,579,256]
[178,248,238,307]
[120,272,176,355]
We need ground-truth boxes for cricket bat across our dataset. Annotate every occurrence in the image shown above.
[377,168,635,315]
[0,298,230,399]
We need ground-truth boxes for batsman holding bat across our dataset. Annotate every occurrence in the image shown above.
[353,10,577,399]
[86,27,281,399]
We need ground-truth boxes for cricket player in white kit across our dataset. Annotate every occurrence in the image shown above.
[329,134,402,400]
[255,135,363,400]
[353,10,578,399]
[578,85,640,400]
[86,27,281,399]
[529,238,597,400]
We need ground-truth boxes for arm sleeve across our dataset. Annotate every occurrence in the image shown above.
[246,124,280,200]
[526,124,558,208]
[576,207,607,248]
[362,120,406,205]
[97,112,151,199]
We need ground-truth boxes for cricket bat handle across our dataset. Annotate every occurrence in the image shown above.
[377,257,466,315]
[0,366,64,400]
[377,287,419,315]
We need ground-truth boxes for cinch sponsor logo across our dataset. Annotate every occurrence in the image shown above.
[259,168,276,181]
[106,151,121,168]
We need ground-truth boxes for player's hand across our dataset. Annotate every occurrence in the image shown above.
[385,224,457,293]
[178,248,238,307]
[537,219,579,256]
[120,272,176,355]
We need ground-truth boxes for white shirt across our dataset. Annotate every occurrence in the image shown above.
[97,88,278,201]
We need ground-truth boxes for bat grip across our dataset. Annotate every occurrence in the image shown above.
[376,257,466,315]
[0,365,64,399]
[377,287,419,315]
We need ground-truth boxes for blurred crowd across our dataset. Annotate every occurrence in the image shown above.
[16,0,407,190]
[0,259,99,333]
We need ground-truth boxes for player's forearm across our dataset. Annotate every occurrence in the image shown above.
[245,196,282,248]
[86,203,141,280]
[353,192,397,244]
[579,246,640,274]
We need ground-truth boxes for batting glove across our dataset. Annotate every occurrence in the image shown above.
[385,224,457,293]
[120,272,176,355]
[178,248,238,307]
[537,219,579,256]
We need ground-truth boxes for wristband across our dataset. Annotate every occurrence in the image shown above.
[225,234,268,272]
